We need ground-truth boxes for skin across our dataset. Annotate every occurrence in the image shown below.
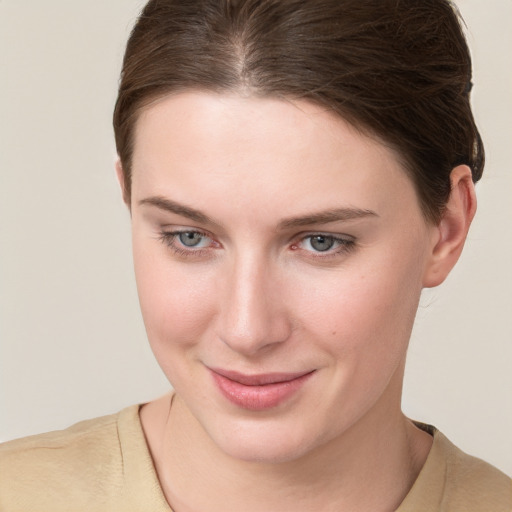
[117,91,476,511]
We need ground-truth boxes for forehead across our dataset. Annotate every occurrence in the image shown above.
[130,91,420,223]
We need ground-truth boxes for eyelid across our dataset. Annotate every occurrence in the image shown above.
[157,227,220,256]
[159,225,214,239]
[293,230,355,244]
[157,226,356,261]
[291,231,356,258]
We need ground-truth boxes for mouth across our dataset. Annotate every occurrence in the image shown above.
[209,368,315,410]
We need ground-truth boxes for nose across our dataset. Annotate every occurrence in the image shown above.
[216,254,293,356]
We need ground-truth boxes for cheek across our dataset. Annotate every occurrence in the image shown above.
[133,242,216,354]
[291,253,424,360]
[288,255,424,424]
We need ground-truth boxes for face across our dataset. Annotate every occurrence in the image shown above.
[129,92,437,463]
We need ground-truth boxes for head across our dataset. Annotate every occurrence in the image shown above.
[113,0,480,462]
[114,0,483,224]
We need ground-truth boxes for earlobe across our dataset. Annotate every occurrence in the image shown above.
[423,165,477,288]
[115,158,131,208]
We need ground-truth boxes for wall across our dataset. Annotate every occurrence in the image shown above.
[1,0,511,475]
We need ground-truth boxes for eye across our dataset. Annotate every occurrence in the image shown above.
[292,233,355,257]
[306,235,336,252]
[158,229,218,256]
[177,231,210,248]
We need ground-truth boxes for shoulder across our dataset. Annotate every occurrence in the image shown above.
[399,424,512,512]
[439,431,511,510]
[0,406,139,511]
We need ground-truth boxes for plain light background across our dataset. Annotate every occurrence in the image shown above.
[1,0,511,476]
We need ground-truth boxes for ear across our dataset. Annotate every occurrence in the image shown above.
[115,158,131,209]
[422,165,477,288]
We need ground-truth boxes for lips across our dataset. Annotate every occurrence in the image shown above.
[209,368,314,410]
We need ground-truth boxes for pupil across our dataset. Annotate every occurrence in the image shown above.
[311,235,334,252]
[179,232,202,247]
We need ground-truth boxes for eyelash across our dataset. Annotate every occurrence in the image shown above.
[157,230,216,258]
[291,234,356,259]
[157,230,356,260]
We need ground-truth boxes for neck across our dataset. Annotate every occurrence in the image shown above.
[142,375,432,512]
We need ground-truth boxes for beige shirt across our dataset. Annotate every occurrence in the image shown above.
[0,405,510,511]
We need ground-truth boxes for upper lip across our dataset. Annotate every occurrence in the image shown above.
[209,368,314,386]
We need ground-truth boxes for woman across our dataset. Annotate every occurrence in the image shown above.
[1,0,510,510]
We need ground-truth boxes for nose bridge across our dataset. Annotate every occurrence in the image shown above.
[217,248,291,355]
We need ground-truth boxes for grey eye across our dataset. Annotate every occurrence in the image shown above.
[178,232,205,247]
[309,235,335,252]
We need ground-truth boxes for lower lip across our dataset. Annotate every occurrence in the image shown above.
[210,371,314,411]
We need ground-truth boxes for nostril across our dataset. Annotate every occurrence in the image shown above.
[216,304,293,356]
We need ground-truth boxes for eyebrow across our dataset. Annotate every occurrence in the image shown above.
[139,196,212,224]
[139,195,378,228]
[278,207,378,229]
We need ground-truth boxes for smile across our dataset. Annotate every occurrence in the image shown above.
[209,368,315,411]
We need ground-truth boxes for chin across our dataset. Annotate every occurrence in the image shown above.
[207,417,324,464]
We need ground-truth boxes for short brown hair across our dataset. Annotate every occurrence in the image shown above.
[113,0,483,223]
